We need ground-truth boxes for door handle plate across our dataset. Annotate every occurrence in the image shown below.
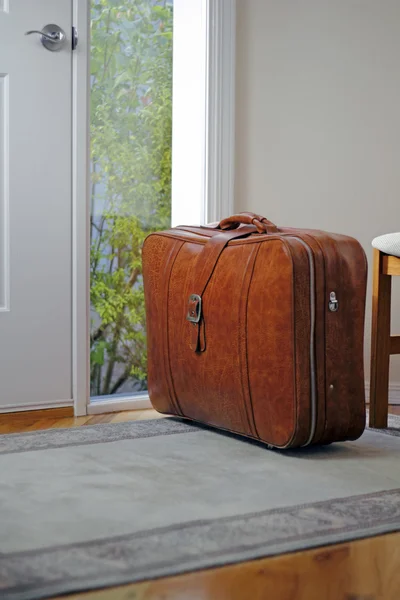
[25,24,66,52]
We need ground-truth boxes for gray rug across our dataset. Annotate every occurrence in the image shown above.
[1,414,400,600]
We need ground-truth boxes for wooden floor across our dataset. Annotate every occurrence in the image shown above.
[1,406,400,600]
[0,407,164,435]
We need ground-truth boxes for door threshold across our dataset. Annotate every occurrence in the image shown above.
[87,395,151,414]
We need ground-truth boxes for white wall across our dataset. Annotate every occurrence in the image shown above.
[235,0,400,390]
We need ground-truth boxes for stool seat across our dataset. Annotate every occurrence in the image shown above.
[372,232,400,258]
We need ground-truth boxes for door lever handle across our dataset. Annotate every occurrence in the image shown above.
[25,30,63,42]
[25,24,66,52]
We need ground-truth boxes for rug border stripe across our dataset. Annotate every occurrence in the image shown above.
[1,412,399,456]
[2,489,400,600]
[0,418,199,455]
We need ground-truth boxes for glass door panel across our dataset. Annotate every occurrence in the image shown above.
[90,0,173,398]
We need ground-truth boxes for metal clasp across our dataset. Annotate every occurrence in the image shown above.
[186,294,202,323]
[328,291,339,312]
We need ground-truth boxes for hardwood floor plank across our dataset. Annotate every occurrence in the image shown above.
[109,410,146,423]
[110,410,164,423]
[138,410,165,421]
[0,423,32,435]
[0,410,161,433]
[50,416,93,428]
[24,419,59,431]
[84,414,116,426]
[46,417,90,429]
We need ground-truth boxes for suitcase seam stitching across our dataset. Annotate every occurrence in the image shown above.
[240,244,261,439]
[163,240,185,416]
[280,239,302,447]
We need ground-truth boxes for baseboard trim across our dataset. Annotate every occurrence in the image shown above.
[0,400,74,414]
[365,382,400,405]
[0,406,74,420]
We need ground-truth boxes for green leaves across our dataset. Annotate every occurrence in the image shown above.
[91,341,107,366]
[90,0,172,396]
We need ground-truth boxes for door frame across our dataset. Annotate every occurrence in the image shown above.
[72,0,236,416]
[72,0,90,416]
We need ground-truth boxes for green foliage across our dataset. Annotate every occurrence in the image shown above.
[90,0,172,396]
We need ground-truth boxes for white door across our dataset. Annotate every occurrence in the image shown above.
[0,1,73,412]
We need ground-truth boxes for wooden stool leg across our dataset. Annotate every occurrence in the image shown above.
[369,249,392,428]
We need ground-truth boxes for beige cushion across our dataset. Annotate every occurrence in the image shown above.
[372,233,400,258]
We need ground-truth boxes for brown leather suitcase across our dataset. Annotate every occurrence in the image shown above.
[142,212,367,448]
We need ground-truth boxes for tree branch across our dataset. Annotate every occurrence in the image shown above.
[90,323,107,345]
[126,266,140,290]
[109,364,132,395]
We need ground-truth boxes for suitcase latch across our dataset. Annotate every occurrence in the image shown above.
[329,291,339,312]
[186,294,202,323]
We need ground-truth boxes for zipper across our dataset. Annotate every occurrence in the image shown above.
[289,237,317,446]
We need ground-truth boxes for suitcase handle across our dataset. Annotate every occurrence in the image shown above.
[218,212,278,234]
